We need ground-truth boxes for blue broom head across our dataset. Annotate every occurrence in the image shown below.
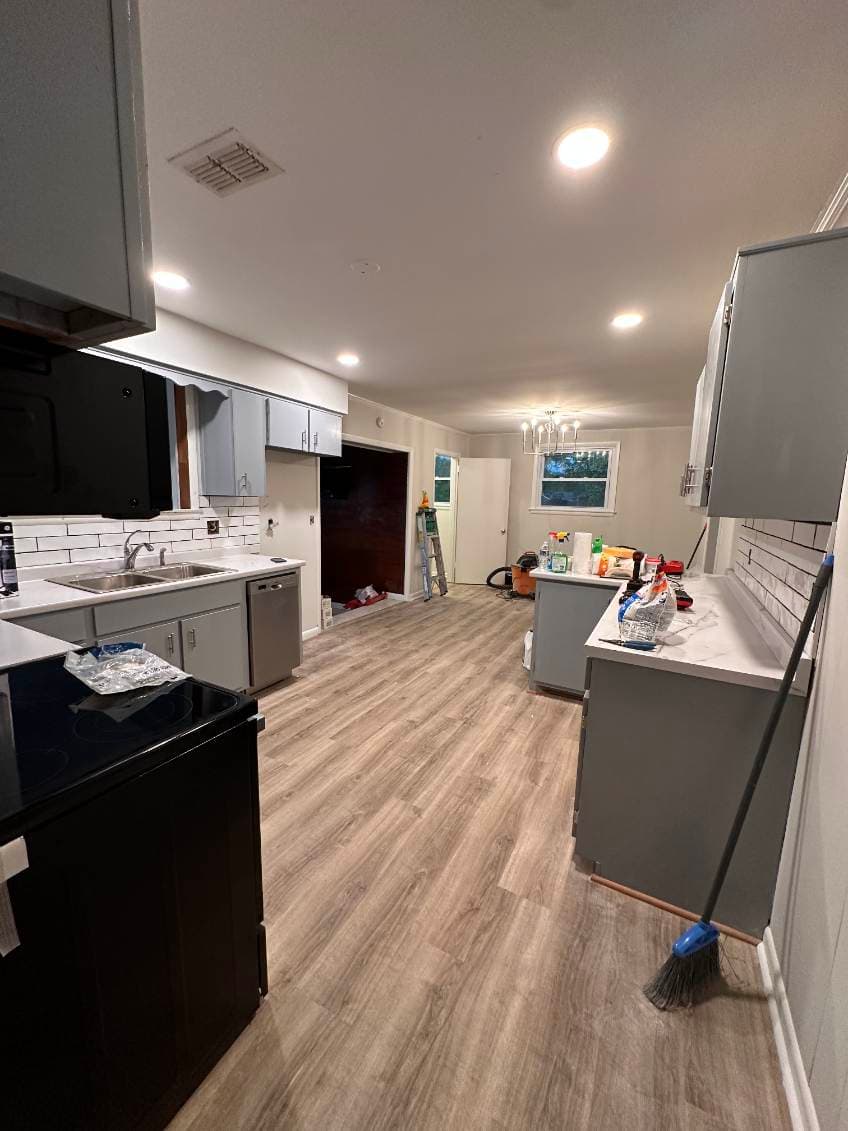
[672,919,720,957]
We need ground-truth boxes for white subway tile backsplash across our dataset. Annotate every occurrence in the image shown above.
[244,533,261,546]
[37,534,99,551]
[122,519,171,532]
[99,533,128,546]
[13,537,37,554]
[13,523,67,538]
[734,517,832,641]
[188,538,211,551]
[69,547,124,563]
[16,549,71,566]
[792,522,817,548]
[240,506,260,517]
[67,521,125,536]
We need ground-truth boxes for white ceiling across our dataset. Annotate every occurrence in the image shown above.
[139,0,848,433]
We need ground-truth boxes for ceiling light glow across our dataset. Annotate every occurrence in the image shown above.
[611,311,643,330]
[556,127,610,170]
[337,352,360,367]
[152,270,190,291]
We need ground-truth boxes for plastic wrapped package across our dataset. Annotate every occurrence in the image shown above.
[64,643,186,695]
[617,574,676,643]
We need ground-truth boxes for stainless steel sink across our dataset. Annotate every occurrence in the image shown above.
[56,571,167,593]
[141,563,234,581]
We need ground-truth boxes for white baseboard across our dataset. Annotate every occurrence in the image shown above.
[302,626,321,641]
[758,927,820,1131]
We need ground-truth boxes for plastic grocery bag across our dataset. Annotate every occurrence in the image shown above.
[618,573,676,643]
[522,629,533,671]
[65,643,186,694]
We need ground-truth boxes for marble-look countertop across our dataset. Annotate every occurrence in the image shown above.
[0,552,304,622]
[0,620,77,670]
[584,573,811,695]
[530,568,622,589]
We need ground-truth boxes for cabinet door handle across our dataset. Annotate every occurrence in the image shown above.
[314,431,319,450]
[188,628,197,648]
[167,633,175,655]
[301,429,307,450]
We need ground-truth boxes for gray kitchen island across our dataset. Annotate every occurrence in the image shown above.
[528,568,620,696]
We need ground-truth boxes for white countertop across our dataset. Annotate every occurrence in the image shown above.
[530,567,622,589]
[0,552,305,622]
[584,573,811,695]
[0,620,77,670]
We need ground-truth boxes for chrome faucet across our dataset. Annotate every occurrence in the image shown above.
[123,530,154,570]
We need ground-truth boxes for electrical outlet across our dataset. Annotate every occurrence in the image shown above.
[207,519,220,535]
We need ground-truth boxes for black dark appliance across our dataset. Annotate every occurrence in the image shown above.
[0,335,172,517]
[0,658,266,1131]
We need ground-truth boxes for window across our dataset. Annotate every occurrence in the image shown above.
[531,443,619,513]
[434,452,453,505]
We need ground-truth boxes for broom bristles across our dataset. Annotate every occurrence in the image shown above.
[643,939,721,1010]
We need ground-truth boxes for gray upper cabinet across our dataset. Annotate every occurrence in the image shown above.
[265,397,343,456]
[0,0,155,347]
[267,398,310,452]
[309,407,343,456]
[198,389,267,497]
[684,229,848,522]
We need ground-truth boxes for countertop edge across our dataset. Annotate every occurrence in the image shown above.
[530,568,622,589]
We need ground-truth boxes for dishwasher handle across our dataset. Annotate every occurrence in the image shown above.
[249,573,298,596]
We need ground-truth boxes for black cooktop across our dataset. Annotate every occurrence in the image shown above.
[0,656,255,839]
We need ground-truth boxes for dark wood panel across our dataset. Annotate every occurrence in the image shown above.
[320,443,408,600]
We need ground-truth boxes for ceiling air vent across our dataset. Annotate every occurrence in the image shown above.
[167,128,283,197]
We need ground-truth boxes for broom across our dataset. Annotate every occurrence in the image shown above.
[644,552,834,1010]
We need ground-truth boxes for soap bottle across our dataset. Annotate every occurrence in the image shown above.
[538,538,550,571]
[0,522,19,595]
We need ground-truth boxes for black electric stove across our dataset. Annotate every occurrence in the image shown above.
[0,655,257,841]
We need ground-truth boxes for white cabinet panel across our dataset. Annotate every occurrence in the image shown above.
[308,408,342,456]
[267,398,309,452]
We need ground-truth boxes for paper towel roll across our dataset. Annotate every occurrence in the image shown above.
[572,531,593,575]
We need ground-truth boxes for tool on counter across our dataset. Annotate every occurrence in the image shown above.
[416,508,448,600]
[619,550,645,602]
[644,553,834,1010]
[599,638,657,651]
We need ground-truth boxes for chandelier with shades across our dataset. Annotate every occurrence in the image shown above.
[521,410,581,456]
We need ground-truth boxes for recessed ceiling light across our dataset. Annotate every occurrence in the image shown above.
[152,270,190,291]
[337,352,360,367]
[611,311,643,330]
[555,127,610,170]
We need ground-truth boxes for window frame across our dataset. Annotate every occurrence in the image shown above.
[529,441,620,515]
[433,450,456,509]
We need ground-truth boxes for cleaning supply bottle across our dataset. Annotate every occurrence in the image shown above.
[0,522,19,595]
[538,537,551,571]
[420,490,431,508]
[591,535,603,575]
[551,532,570,574]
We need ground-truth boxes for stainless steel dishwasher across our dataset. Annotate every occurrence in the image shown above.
[247,572,302,691]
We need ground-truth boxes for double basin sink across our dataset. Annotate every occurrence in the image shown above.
[54,562,234,594]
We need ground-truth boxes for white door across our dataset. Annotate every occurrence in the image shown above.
[260,450,321,635]
[454,458,511,583]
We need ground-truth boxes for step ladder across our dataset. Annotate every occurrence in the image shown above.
[416,508,448,599]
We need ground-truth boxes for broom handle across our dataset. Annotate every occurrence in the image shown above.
[701,554,833,924]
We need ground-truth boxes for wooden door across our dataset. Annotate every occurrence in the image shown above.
[454,458,511,583]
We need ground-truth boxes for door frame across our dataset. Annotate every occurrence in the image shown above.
[434,447,461,583]
[341,433,414,598]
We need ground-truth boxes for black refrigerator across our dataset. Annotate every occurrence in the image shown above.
[0,658,267,1130]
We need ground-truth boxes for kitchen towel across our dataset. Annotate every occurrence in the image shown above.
[0,836,28,957]
[572,532,593,575]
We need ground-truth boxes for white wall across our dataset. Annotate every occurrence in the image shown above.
[113,310,348,414]
[260,451,321,636]
[468,426,703,565]
[768,464,848,1131]
[343,396,471,596]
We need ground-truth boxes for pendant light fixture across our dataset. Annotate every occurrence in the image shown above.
[521,411,581,455]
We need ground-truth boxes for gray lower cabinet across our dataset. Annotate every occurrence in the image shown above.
[10,606,95,647]
[180,606,246,689]
[99,620,181,666]
[0,0,154,346]
[574,657,806,937]
[198,388,267,497]
[530,579,616,695]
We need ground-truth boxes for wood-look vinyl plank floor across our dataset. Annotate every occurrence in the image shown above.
[169,584,791,1131]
